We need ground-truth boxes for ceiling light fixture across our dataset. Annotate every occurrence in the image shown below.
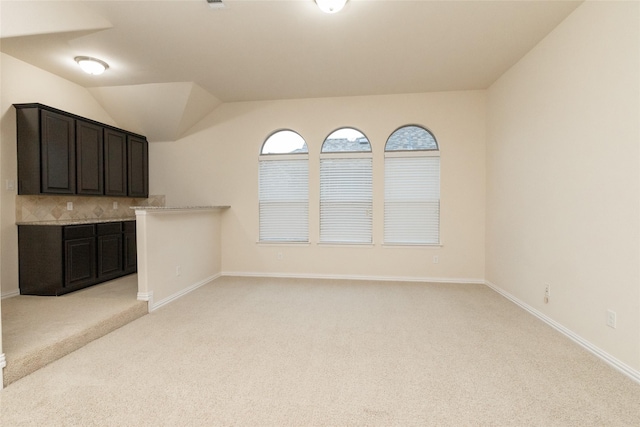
[316,0,347,14]
[206,0,225,9]
[74,56,109,75]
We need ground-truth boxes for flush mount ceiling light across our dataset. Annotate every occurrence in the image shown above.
[206,0,225,9]
[74,56,109,75]
[316,0,347,14]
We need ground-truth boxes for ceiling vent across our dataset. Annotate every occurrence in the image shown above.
[206,0,225,9]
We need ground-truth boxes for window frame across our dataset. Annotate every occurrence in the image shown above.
[319,127,374,245]
[383,125,441,246]
[258,129,309,244]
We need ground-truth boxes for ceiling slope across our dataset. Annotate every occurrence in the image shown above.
[88,82,222,142]
[1,0,583,141]
[0,0,112,38]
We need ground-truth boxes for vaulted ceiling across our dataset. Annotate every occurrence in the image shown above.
[0,0,582,141]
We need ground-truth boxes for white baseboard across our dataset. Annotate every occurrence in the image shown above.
[1,290,20,300]
[130,272,639,385]
[221,271,485,285]
[0,352,5,390]
[484,280,640,385]
[137,291,154,313]
[149,274,221,312]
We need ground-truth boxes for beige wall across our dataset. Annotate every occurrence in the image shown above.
[2,0,636,381]
[486,1,640,370]
[0,53,117,297]
[0,52,118,381]
[150,91,486,282]
[135,209,223,311]
[0,47,4,373]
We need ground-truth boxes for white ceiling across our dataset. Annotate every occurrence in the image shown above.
[0,0,582,140]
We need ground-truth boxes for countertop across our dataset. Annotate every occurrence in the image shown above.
[130,206,230,211]
[16,207,230,225]
[16,218,136,226]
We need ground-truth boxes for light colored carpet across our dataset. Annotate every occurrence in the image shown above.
[1,276,639,426]
[2,275,148,386]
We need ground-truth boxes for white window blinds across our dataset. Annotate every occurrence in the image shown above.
[259,158,309,242]
[384,155,440,245]
[320,157,373,244]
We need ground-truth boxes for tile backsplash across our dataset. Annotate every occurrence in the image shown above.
[16,195,165,223]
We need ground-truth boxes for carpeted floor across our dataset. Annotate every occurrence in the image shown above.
[2,275,147,387]
[1,276,639,426]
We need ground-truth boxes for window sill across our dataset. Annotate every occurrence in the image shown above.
[257,241,310,247]
[317,242,375,248]
[382,243,443,248]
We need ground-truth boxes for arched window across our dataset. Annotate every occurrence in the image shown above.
[319,127,373,244]
[259,130,309,242]
[384,125,440,245]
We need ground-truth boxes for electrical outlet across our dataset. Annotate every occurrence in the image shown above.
[544,284,550,304]
[176,265,181,277]
[113,201,118,210]
[66,202,73,211]
[607,309,616,328]
[277,252,283,260]
[433,255,439,264]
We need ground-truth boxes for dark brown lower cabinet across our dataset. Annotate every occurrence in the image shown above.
[66,237,97,287]
[97,222,123,281]
[18,221,136,296]
[123,221,137,274]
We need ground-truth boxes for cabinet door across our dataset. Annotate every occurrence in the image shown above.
[18,225,64,295]
[127,135,148,198]
[41,109,75,194]
[104,129,127,196]
[65,237,96,288]
[76,120,104,195]
[16,106,42,194]
[123,221,137,274]
[98,234,124,279]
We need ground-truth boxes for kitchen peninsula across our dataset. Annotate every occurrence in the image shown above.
[132,206,229,311]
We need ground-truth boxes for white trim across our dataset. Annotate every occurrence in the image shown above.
[133,206,228,216]
[317,243,375,248]
[1,290,20,299]
[221,271,485,285]
[149,274,220,312]
[137,291,153,302]
[484,280,640,385]
[320,152,373,159]
[382,243,443,248]
[385,151,440,158]
[259,153,309,161]
[0,353,5,390]
[256,242,310,247]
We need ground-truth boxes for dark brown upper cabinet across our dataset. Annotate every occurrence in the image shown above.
[17,107,76,194]
[15,103,148,198]
[104,129,128,196]
[128,135,149,198]
[76,119,104,195]
[41,109,76,194]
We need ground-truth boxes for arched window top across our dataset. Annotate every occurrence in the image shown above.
[321,127,371,153]
[261,129,308,155]
[385,125,438,152]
